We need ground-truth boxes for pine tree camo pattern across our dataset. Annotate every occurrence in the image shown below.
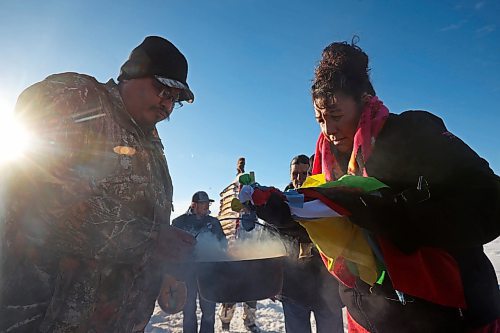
[1,73,173,332]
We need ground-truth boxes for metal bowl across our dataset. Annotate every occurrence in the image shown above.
[197,255,285,302]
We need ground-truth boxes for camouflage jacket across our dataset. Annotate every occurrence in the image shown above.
[0,73,173,332]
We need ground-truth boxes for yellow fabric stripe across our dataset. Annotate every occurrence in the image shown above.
[298,216,378,286]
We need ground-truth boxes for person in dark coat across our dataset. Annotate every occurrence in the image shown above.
[281,154,344,333]
[254,40,500,333]
[172,191,226,333]
[0,36,196,333]
[307,40,500,332]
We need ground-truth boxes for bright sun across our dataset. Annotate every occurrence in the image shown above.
[0,101,32,165]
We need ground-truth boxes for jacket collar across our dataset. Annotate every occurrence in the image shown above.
[104,79,158,141]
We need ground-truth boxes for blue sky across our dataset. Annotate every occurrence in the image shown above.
[0,0,498,216]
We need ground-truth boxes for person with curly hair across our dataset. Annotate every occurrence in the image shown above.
[308,39,500,332]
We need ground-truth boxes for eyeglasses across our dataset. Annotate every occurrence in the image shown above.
[152,79,184,110]
[158,88,184,110]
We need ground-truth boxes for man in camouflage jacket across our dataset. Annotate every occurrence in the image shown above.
[0,36,195,332]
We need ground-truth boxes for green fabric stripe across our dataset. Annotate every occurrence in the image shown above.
[376,270,386,285]
[318,174,388,192]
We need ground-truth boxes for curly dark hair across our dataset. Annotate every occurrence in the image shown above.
[312,38,375,104]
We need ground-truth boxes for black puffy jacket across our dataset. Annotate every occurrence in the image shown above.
[341,111,500,332]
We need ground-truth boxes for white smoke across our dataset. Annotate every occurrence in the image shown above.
[194,226,288,262]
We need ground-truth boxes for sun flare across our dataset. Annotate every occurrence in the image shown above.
[0,103,32,165]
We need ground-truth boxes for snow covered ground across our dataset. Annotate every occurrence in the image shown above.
[146,237,500,333]
[485,237,500,281]
[146,299,289,333]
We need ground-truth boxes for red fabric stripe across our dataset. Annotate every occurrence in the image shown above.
[347,310,371,333]
[378,237,466,308]
[251,188,272,206]
[319,252,356,288]
[251,187,283,206]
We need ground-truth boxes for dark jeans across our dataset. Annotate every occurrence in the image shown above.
[183,278,216,333]
[282,300,343,333]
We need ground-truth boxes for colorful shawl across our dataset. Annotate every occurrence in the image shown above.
[297,176,466,308]
[238,173,466,307]
[294,175,389,286]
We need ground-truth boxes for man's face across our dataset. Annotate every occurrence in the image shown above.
[120,77,182,131]
[192,201,210,216]
[290,163,309,189]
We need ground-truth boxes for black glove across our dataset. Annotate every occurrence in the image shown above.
[254,192,311,242]
[254,192,293,228]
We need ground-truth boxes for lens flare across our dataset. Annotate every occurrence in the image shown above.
[0,106,32,165]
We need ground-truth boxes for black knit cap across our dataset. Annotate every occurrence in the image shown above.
[118,36,194,103]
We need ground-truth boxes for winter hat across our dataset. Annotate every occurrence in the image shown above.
[118,36,194,103]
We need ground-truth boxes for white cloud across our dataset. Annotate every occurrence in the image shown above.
[476,24,495,34]
[440,24,461,32]
[440,20,467,32]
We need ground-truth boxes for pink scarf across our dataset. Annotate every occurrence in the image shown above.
[312,96,389,180]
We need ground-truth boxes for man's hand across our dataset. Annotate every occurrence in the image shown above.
[155,225,196,263]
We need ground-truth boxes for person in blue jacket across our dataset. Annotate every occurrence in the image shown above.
[172,191,226,333]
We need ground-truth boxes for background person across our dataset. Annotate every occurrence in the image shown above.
[0,36,195,333]
[281,154,344,333]
[284,155,310,192]
[172,191,226,333]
